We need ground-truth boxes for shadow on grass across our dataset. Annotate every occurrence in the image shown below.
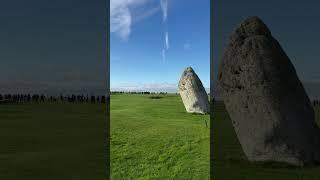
[148,96,164,99]
[190,112,210,116]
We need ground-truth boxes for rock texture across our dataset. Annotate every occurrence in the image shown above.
[178,67,209,114]
[217,16,320,166]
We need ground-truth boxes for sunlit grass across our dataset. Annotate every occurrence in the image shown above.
[111,94,210,179]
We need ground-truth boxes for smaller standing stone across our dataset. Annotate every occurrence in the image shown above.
[178,67,209,114]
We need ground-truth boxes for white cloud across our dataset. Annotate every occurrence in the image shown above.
[160,0,169,62]
[110,0,132,40]
[111,82,178,93]
[110,0,156,40]
[162,32,169,62]
[110,82,209,93]
[160,0,168,22]
[133,6,160,23]
[165,32,169,50]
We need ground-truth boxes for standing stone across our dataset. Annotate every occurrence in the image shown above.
[178,67,209,114]
[217,16,320,166]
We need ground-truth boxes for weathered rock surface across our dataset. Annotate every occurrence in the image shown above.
[178,67,209,114]
[217,16,320,166]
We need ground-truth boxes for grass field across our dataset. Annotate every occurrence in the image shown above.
[213,101,320,180]
[110,94,210,179]
[0,103,107,180]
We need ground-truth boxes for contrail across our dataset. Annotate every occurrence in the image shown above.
[160,0,169,61]
[162,49,166,62]
[165,32,169,50]
[160,0,168,22]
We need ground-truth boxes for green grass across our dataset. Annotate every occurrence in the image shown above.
[213,101,320,180]
[0,103,107,180]
[111,94,210,179]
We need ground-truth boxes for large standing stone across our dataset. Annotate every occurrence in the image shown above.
[217,16,320,166]
[178,67,209,114]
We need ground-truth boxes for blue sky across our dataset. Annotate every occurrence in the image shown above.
[110,0,210,92]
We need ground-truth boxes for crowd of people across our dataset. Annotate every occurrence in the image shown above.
[0,94,108,104]
[314,100,320,107]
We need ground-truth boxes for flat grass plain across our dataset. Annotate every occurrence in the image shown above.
[111,94,210,179]
[0,103,107,180]
[213,101,320,180]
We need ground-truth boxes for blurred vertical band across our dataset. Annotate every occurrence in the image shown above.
[106,0,110,179]
[210,0,214,179]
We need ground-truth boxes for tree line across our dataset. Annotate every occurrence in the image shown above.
[111,91,172,95]
[0,94,108,104]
